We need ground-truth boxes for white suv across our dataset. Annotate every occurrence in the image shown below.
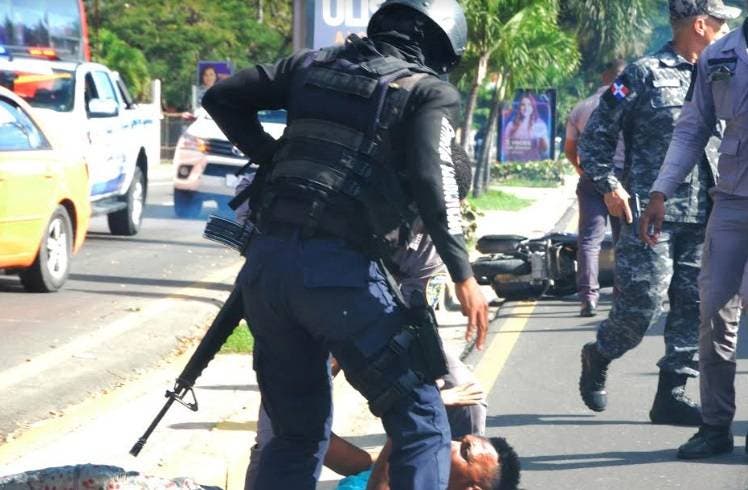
[172,109,286,218]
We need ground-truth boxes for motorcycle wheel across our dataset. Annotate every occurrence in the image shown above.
[472,258,529,285]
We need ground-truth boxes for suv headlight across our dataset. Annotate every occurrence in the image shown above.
[177,134,207,153]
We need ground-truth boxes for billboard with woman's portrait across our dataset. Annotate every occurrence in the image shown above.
[195,60,233,108]
[499,89,556,162]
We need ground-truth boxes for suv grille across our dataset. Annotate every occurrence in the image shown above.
[205,138,245,158]
[204,163,241,177]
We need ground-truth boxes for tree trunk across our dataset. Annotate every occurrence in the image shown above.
[459,53,489,150]
[258,0,264,23]
[476,77,505,196]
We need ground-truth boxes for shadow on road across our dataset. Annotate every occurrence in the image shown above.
[486,413,651,428]
[68,273,233,292]
[86,232,223,250]
[198,384,258,392]
[520,448,746,471]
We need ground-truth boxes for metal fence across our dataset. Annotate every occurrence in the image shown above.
[160,113,192,160]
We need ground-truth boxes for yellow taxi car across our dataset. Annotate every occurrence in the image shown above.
[0,86,90,292]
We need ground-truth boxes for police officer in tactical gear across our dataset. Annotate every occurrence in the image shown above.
[202,0,489,487]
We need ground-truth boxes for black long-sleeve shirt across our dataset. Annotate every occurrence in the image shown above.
[202,46,473,283]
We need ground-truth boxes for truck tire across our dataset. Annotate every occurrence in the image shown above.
[19,206,73,292]
[108,167,145,235]
[174,189,203,218]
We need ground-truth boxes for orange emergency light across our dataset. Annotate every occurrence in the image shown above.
[27,47,59,60]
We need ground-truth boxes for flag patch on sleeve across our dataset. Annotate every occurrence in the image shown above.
[602,76,632,105]
[610,80,629,100]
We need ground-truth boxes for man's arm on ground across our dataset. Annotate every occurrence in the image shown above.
[324,432,373,477]
[366,439,393,490]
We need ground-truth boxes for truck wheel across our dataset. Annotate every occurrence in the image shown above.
[108,167,145,236]
[19,206,73,292]
[174,189,203,218]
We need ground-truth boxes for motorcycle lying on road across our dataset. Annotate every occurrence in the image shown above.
[471,232,615,301]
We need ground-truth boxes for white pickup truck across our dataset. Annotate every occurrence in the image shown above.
[0,55,160,235]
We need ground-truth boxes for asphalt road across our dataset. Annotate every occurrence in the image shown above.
[479,292,748,489]
[0,164,242,441]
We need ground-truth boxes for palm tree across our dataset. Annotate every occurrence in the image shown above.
[465,1,580,195]
[559,0,658,71]
[456,0,505,149]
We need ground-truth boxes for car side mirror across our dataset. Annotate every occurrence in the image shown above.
[87,98,119,118]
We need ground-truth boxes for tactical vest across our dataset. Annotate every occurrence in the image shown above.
[256,40,435,256]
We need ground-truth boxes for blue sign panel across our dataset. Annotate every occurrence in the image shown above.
[312,0,385,49]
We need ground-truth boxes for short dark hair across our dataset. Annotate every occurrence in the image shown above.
[451,141,473,200]
[601,59,626,85]
[491,437,521,490]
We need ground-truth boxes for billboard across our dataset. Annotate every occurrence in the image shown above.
[195,60,233,108]
[311,0,384,49]
[499,89,556,162]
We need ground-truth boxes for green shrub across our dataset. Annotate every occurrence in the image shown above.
[492,159,573,186]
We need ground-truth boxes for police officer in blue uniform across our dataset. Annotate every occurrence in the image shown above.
[643,2,747,459]
[202,1,489,487]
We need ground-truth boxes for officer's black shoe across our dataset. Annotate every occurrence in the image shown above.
[579,342,610,412]
[677,425,733,460]
[649,371,702,426]
[580,301,597,317]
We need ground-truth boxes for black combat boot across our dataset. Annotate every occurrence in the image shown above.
[677,424,733,459]
[579,342,610,412]
[649,371,702,426]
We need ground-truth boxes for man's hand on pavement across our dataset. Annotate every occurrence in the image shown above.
[440,383,486,407]
[603,186,633,224]
[640,192,666,247]
[455,277,489,350]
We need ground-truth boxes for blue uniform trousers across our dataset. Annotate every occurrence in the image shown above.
[240,229,451,489]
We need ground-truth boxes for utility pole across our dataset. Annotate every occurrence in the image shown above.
[293,0,308,51]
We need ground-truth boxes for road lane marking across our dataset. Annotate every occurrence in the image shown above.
[0,264,241,393]
[473,202,577,391]
[473,301,536,391]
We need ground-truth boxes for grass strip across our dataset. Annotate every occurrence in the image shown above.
[469,189,533,212]
[220,320,254,354]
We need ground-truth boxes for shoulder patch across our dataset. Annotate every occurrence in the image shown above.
[602,76,632,104]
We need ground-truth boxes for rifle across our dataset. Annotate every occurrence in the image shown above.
[130,216,250,457]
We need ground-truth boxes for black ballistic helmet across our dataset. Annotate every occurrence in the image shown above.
[367,0,467,71]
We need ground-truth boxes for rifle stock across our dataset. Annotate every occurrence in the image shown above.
[129,288,245,456]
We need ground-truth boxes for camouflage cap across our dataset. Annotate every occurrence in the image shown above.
[669,0,741,20]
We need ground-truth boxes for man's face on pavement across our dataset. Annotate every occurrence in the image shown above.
[449,435,499,489]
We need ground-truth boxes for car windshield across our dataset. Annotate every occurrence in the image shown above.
[0,68,75,112]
